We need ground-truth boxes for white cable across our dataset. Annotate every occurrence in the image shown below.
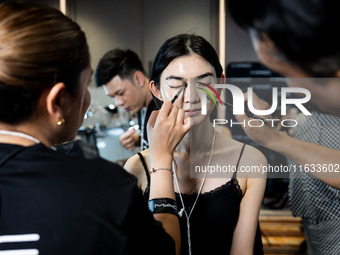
[173,128,216,255]
[0,130,40,144]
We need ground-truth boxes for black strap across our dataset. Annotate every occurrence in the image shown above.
[137,152,150,187]
[0,146,26,168]
[232,143,246,179]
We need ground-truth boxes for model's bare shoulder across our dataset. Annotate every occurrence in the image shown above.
[237,143,268,179]
[244,144,267,165]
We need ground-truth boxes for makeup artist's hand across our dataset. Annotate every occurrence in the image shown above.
[147,101,190,159]
[235,91,286,149]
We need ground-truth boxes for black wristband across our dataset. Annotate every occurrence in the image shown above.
[148,198,178,216]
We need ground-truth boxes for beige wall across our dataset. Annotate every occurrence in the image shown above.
[69,0,218,81]
[66,0,258,106]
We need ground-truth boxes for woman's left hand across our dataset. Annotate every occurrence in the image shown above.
[147,101,190,160]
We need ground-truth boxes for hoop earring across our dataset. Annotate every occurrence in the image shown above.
[57,118,65,126]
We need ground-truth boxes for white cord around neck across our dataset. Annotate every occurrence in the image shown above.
[0,130,40,144]
[173,128,216,255]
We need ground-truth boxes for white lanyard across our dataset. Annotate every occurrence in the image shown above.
[0,130,40,144]
[140,107,147,150]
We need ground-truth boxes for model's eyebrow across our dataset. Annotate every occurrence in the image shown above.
[195,72,214,80]
[165,75,184,81]
[165,72,214,81]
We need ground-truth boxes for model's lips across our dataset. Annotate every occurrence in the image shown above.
[184,109,201,116]
[124,107,131,112]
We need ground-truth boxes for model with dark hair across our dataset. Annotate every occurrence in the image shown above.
[125,34,267,255]
[227,0,340,254]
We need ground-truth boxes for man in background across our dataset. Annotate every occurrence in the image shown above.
[95,49,157,150]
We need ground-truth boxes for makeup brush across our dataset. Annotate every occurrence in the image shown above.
[171,82,187,104]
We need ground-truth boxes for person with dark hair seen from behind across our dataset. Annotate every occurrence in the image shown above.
[95,49,157,151]
[227,0,340,254]
[0,1,187,254]
[124,34,267,255]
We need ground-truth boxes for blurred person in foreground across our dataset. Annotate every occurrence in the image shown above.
[0,1,188,254]
[228,0,340,254]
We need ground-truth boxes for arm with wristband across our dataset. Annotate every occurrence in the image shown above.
[147,100,191,255]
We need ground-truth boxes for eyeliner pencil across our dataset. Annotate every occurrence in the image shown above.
[171,83,187,104]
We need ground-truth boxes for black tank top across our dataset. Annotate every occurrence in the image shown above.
[137,144,264,255]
